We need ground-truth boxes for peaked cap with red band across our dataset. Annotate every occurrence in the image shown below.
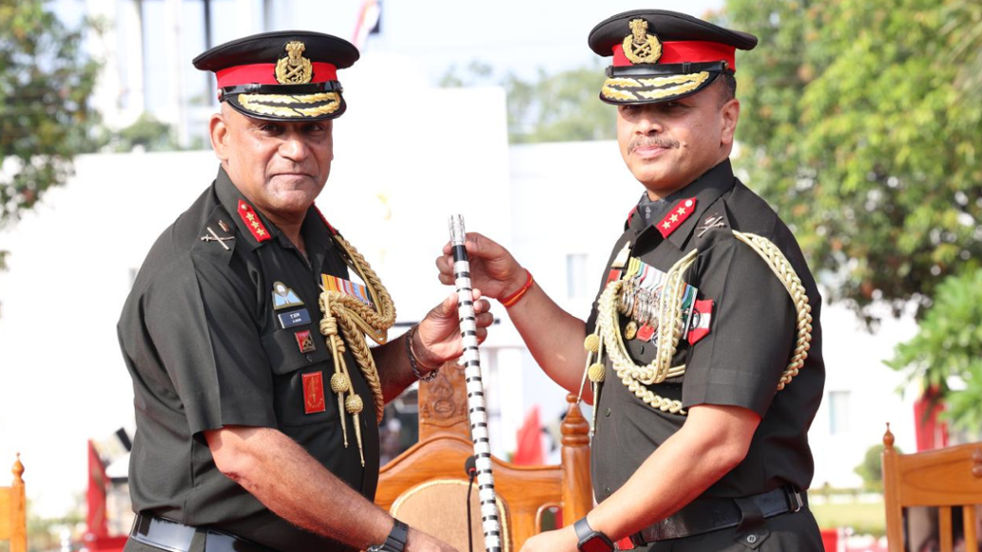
[193,30,359,121]
[588,10,757,105]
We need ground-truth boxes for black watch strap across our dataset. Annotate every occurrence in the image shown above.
[368,519,408,552]
[574,517,615,552]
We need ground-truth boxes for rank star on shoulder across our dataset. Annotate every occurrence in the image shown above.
[670,214,679,222]
[677,207,686,215]
[662,221,671,229]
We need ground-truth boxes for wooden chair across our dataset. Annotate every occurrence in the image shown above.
[882,424,982,552]
[0,454,26,552]
[376,362,592,551]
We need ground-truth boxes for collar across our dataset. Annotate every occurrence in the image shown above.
[214,166,339,258]
[215,167,279,250]
[627,159,736,250]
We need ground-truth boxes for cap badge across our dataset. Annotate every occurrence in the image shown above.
[623,18,662,64]
[275,40,313,84]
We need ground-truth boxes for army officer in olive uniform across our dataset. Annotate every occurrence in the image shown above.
[118,31,489,552]
[437,10,825,552]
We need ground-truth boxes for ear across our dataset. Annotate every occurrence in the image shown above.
[209,111,229,162]
[720,98,740,148]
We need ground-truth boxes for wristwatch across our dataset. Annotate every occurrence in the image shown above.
[574,517,614,552]
[366,519,409,552]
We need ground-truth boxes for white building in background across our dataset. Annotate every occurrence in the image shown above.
[3,0,923,521]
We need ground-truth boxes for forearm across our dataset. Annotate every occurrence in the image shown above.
[206,426,392,549]
[503,282,590,397]
[372,333,419,402]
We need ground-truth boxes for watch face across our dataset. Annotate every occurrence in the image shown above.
[580,535,613,552]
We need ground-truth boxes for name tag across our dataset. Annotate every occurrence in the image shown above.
[278,308,311,329]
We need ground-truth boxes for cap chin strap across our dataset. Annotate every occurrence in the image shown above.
[607,60,728,77]
[219,80,343,100]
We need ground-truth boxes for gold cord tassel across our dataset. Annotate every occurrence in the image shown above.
[317,232,397,466]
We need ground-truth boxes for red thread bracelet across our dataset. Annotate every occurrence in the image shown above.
[500,269,534,308]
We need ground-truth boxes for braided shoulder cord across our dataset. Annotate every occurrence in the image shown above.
[316,232,396,465]
[731,231,813,390]
[588,231,812,418]
[596,280,686,415]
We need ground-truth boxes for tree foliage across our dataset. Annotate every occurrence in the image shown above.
[504,63,615,144]
[439,61,615,144]
[0,0,101,227]
[886,268,982,430]
[854,442,900,492]
[722,0,982,323]
[109,112,178,153]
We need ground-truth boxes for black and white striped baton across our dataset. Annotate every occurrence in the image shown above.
[448,214,503,552]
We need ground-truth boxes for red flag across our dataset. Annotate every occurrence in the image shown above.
[513,406,544,465]
[913,385,949,451]
[86,439,109,538]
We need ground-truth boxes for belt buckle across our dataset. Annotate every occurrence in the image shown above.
[785,486,804,513]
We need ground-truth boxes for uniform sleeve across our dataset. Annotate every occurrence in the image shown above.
[681,235,796,416]
[143,252,276,435]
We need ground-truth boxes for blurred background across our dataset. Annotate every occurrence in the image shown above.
[0,0,979,550]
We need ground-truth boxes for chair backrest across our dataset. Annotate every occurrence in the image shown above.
[0,454,26,552]
[882,424,982,552]
[375,362,592,551]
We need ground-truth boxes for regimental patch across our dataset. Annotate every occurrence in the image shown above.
[277,308,311,329]
[686,299,714,344]
[272,281,304,310]
[321,273,373,307]
[237,200,271,242]
[295,330,316,353]
[301,371,326,414]
[656,198,697,238]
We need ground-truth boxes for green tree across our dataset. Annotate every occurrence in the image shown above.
[722,0,982,324]
[110,112,178,152]
[0,0,102,268]
[504,63,615,144]
[439,61,615,143]
[854,442,901,492]
[886,268,982,430]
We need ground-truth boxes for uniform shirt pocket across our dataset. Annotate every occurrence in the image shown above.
[261,326,338,426]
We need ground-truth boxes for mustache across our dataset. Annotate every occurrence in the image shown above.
[629,137,679,151]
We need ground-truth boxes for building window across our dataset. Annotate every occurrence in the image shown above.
[566,254,588,298]
[828,390,851,435]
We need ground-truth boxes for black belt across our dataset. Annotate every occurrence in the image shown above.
[129,513,274,552]
[629,486,807,545]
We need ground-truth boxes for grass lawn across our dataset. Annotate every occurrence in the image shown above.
[811,498,886,536]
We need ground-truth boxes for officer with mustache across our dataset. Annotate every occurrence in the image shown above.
[437,10,826,552]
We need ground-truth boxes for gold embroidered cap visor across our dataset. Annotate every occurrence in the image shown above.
[192,30,359,121]
[587,9,757,105]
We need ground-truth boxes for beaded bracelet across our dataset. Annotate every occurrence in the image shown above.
[500,269,534,308]
[405,324,439,382]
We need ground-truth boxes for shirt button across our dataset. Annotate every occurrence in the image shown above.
[746,534,757,544]
[604,408,611,417]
